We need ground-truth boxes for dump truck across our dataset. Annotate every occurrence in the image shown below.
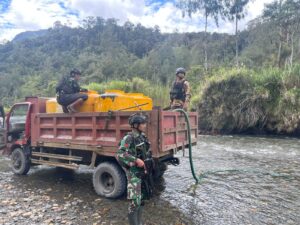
[1,97,198,198]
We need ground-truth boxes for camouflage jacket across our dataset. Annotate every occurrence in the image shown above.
[116,130,151,173]
[56,75,83,95]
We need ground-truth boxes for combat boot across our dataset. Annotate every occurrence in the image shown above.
[62,106,69,113]
[128,209,139,225]
[137,206,143,225]
[67,98,84,113]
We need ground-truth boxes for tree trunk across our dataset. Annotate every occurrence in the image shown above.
[204,13,208,71]
[277,26,282,68]
[289,31,295,71]
[277,0,283,68]
[235,13,239,67]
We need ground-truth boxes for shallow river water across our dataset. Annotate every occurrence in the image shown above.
[0,135,299,225]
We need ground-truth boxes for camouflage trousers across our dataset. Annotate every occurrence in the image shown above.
[126,168,142,213]
[171,99,188,111]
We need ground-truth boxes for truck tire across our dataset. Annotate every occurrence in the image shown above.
[93,162,126,198]
[11,148,30,175]
[153,162,168,179]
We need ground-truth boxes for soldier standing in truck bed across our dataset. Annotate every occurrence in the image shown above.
[56,69,88,113]
[169,67,191,111]
[116,114,153,225]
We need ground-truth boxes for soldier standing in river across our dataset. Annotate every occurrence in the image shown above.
[169,67,191,111]
[56,69,88,113]
[116,114,153,225]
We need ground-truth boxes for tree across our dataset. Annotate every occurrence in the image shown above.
[176,0,224,71]
[283,0,300,69]
[263,0,300,68]
[53,21,64,29]
[224,0,250,67]
[263,0,285,67]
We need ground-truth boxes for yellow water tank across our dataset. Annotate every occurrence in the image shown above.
[77,90,99,112]
[46,90,100,113]
[94,90,153,112]
[126,93,153,111]
[46,90,153,113]
[46,98,63,113]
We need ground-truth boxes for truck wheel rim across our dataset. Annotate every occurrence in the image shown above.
[101,172,114,193]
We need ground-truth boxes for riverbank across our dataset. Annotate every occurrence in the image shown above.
[192,65,300,136]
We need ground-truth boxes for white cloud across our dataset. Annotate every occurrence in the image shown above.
[0,0,80,41]
[0,0,274,41]
[0,28,26,42]
[66,0,145,22]
[129,0,275,34]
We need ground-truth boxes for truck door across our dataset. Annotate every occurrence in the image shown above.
[6,103,32,143]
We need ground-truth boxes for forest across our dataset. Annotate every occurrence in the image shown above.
[0,0,300,135]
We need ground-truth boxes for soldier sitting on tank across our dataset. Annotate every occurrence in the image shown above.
[116,113,153,225]
[56,69,88,113]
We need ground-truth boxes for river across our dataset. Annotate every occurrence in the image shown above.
[0,135,299,225]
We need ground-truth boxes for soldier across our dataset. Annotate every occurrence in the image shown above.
[56,69,88,113]
[116,114,153,225]
[0,103,4,127]
[169,67,191,111]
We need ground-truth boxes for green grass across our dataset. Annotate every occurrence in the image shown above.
[193,65,300,134]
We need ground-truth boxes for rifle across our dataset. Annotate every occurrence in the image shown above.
[118,103,149,111]
[136,141,154,199]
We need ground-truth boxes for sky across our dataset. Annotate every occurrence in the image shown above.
[0,0,274,42]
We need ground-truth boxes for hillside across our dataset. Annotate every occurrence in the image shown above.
[0,17,286,105]
[1,16,300,135]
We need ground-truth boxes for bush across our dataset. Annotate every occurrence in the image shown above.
[195,65,300,134]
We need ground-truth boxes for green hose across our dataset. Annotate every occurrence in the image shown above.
[173,109,200,184]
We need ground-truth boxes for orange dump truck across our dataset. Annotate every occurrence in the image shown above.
[2,97,198,198]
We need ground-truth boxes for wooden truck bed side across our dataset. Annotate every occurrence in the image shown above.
[31,109,198,159]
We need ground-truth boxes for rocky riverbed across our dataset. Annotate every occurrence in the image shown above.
[0,155,190,225]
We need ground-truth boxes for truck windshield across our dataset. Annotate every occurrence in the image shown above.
[9,104,29,133]
[11,105,29,117]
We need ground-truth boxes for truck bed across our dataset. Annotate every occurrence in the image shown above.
[31,109,198,158]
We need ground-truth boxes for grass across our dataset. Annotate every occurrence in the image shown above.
[193,65,300,134]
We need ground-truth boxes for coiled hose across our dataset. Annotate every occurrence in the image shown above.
[173,109,200,184]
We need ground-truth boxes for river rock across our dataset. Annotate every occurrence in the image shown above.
[23,211,32,217]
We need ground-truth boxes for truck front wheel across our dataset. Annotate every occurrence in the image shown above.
[93,162,126,198]
[11,148,30,175]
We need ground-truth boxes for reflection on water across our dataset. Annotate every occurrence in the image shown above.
[1,135,300,225]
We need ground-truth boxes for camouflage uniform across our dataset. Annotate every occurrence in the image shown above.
[116,130,150,213]
[56,75,88,107]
